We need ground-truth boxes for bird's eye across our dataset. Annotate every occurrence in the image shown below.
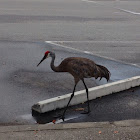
[45,51,50,56]
[47,53,50,57]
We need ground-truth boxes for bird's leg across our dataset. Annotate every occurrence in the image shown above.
[81,79,90,114]
[61,84,77,121]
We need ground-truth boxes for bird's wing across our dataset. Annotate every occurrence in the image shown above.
[59,57,110,81]
[67,58,98,78]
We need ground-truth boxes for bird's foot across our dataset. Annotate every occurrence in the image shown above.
[60,116,65,121]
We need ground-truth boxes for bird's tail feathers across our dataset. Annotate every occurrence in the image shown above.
[96,64,111,81]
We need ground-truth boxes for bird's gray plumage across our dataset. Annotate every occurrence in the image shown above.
[37,51,111,121]
[50,55,110,83]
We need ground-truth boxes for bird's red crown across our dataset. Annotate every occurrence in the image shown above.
[45,51,50,55]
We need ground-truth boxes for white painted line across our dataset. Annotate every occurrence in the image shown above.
[84,51,92,54]
[82,0,140,16]
[82,0,103,5]
[48,40,140,43]
[46,41,84,53]
[82,0,97,3]
[117,8,140,15]
[32,76,140,113]
[45,41,140,68]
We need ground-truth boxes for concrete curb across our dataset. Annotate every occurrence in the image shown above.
[0,120,140,133]
[32,76,140,113]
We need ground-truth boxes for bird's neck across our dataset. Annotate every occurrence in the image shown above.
[50,55,59,72]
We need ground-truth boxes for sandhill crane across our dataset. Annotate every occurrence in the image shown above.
[37,51,111,121]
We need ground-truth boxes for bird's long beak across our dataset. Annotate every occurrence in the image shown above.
[37,55,47,67]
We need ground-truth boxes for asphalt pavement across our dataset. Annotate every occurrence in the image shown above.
[0,40,140,125]
[0,0,140,139]
[32,86,140,124]
[0,0,140,130]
